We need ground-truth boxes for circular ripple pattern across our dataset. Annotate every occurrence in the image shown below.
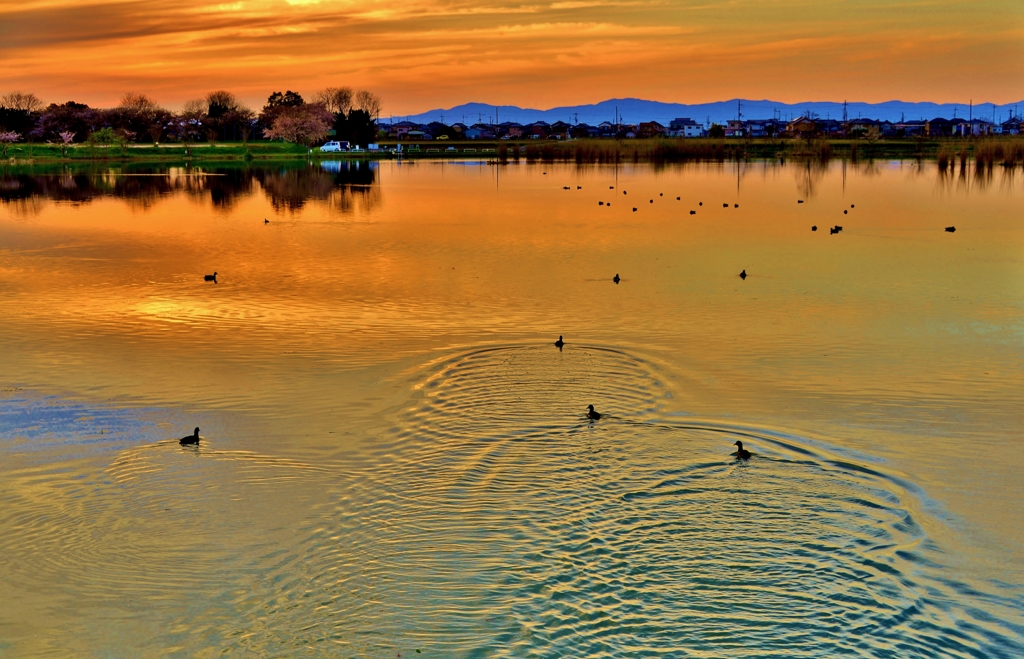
[306,345,1024,658]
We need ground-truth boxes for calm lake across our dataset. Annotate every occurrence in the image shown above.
[1,159,1022,657]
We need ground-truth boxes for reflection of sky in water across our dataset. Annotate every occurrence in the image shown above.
[1,160,1023,657]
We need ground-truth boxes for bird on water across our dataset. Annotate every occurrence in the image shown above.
[264,218,269,224]
[945,226,956,233]
[587,405,602,420]
[613,273,620,284]
[204,272,217,282]
[739,269,747,279]
[180,427,201,446]
[554,335,564,348]
[812,225,818,231]
[734,440,751,459]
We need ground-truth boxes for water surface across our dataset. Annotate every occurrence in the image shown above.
[1,160,1022,657]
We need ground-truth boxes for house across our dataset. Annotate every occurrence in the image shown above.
[500,122,524,138]
[956,119,994,136]
[668,118,703,138]
[895,120,925,137]
[786,117,818,136]
[526,122,550,139]
[725,120,746,138]
[391,121,421,139]
[925,118,955,137]
[1000,118,1021,135]
[638,121,666,138]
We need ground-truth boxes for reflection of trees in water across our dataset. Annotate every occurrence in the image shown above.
[257,161,379,214]
[0,163,379,214]
[793,160,829,199]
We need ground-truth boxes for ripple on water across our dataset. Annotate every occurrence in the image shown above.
[1,346,1022,657]
[299,344,1024,658]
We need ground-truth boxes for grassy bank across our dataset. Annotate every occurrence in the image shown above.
[4,137,1024,165]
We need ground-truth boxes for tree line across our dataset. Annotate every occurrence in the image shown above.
[0,88,382,151]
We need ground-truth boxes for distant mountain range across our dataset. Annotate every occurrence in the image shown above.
[395,98,1023,127]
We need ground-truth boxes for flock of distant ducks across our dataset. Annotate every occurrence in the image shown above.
[191,184,962,459]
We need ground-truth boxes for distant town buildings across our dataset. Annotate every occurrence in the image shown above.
[378,112,1021,141]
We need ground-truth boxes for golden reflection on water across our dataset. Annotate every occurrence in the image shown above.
[1,160,1023,656]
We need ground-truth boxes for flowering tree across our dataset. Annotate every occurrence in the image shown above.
[56,130,75,157]
[264,103,333,148]
[0,130,20,157]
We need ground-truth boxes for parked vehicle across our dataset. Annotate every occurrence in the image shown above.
[319,141,350,152]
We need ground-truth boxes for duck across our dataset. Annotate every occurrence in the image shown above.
[180,427,201,446]
[690,210,696,215]
[699,202,703,206]
[945,226,956,233]
[587,405,602,421]
[830,227,838,234]
[812,225,818,231]
[554,335,564,348]
[739,269,747,279]
[676,196,681,200]
[204,272,217,282]
[798,200,804,204]
[734,203,739,208]
[598,201,604,206]
[734,440,751,459]
[264,218,269,224]
[613,273,620,284]
[844,209,848,214]
[632,207,638,212]
[723,203,728,208]
[650,199,654,203]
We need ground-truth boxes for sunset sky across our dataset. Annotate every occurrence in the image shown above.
[1,0,1021,114]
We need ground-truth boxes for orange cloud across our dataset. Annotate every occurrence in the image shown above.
[0,0,1020,113]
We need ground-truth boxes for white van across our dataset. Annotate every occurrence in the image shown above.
[319,141,349,152]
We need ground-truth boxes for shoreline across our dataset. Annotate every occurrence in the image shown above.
[2,137,1021,166]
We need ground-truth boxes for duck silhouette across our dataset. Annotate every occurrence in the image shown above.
[945,226,956,233]
[180,427,201,446]
[598,201,604,206]
[812,225,818,231]
[798,200,804,203]
[204,272,217,282]
[613,274,620,284]
[734,203,739,208]
[734,440,751,459]
[830,227,838,234]
[587,405,601,421]
[739,269,747,279]
[690,210,696,215]
[554,335,564,348]
[264,218,269,224]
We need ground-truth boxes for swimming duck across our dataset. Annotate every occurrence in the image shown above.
[690,210,696,215]
[204,272,217,282]
[180,427,201,446]
[587,405,602,420]
[844,210,848,214]
[945,226,956,233]
[554,335,564,348]
[734,440,751,459]
[812,225,818,231]
[613,274,620,283]
[264,218,269,224]
[739,269,747,279]
[830,227,838,234]
[734,203,739,208]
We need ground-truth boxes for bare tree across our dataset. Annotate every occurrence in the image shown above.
[1,91,43,112]
[354,90,382,118]
[315,87,353,115]
[119,92,159,114]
